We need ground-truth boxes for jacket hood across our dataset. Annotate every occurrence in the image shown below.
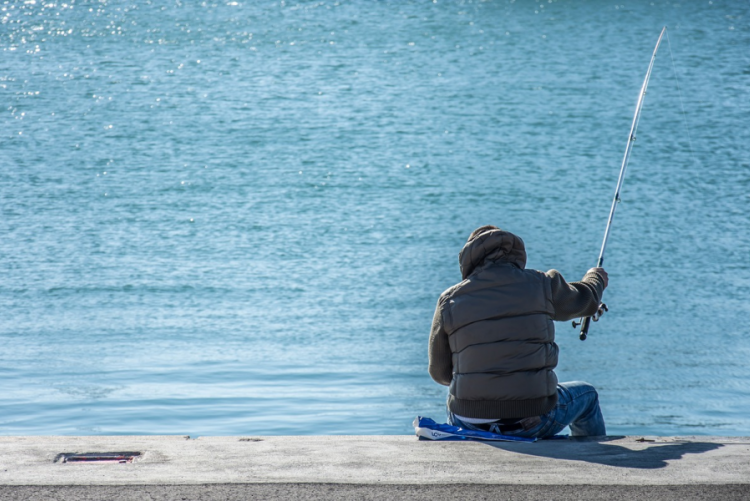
[458,229,527,279]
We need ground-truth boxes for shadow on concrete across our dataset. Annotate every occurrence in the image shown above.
[483,436,724,469]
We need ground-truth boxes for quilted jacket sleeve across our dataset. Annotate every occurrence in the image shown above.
[428,297,452,386]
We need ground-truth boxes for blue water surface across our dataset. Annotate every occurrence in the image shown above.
[1,0,749,436]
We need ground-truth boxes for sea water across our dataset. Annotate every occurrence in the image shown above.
[1,0,749,436]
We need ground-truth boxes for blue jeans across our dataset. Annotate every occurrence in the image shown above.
[448,381,606,438]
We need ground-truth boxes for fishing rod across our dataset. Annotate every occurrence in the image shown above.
[573,26,667,341]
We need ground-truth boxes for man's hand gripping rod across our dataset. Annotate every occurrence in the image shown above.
[573,26,666,341]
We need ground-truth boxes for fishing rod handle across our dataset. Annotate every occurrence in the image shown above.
[578,315,592,341]
[575,262,606,341]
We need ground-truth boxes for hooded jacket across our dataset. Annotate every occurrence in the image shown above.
[428,229,605,419]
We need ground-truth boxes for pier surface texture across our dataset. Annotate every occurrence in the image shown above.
[1,435,749,500]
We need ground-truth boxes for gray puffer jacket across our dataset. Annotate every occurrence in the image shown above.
[428,229,605,419]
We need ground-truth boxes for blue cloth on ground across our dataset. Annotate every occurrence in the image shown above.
[413,416,536,443]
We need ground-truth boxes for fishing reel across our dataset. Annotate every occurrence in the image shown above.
[571,303,608,328]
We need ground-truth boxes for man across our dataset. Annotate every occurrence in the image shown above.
[428,225,608,438]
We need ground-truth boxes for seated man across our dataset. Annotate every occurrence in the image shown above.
[428,225,608,438]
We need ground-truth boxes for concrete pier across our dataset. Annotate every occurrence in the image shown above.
[1,435,749,499]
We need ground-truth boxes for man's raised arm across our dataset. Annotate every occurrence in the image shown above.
[546,267,608,322]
